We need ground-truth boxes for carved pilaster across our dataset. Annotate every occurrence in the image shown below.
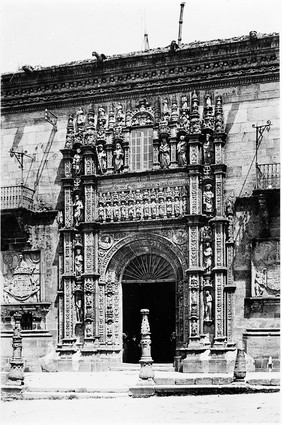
[105,131,114,174]
[211,219,228,345]
[169,125,178,168]
[188,134,202,216]
[61,148,73,178]
[213,165,227,217]
[153,128,160,170]
[62,277,76,349]
[83,147,96,176]
[188,274,201,344]
[122,129,130,172]
[62,180,73,228]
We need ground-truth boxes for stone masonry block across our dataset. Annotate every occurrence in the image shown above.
[209,359,227,373]
[182,359,209,374]
[175,378,196,385]
[154,377,175,385]
[212,376,233,385]
[195,377,212,386]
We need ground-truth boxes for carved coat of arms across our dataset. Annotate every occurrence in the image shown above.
[1,252,41,304]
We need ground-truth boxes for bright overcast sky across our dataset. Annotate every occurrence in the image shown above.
[0,0,281,73]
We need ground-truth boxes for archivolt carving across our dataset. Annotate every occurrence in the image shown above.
[102,233,186,282]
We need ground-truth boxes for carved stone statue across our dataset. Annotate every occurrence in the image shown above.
[203,242,213,273]
[113,142,124,173]
[75,297,83,322]
[72,149,82,176]
[74,247,83,277]
[159,137,170,169]
[97,144,107,172]
[203,134,212,164]
[73,195,83,227]
[177,135,187,167]
[204,290,213,321]
[203,184,214,213]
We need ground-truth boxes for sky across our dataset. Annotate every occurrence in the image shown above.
[0,0,281,73]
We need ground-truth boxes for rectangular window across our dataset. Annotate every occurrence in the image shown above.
[130,129,153,171]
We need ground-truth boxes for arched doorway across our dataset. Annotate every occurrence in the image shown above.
[122,253,176,363]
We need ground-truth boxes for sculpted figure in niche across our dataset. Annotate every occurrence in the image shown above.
[74,247,83,277]
[159,136,170,169]
[158,197,166,218]
[120,200,127,221]
[166,195,173,218]
[203,184,214,214]
[203,242,212,273]
[177,135,187,167]
[113,201,120,222]
[73,195,84,227]
[204,290,213,321]
[203,134,212,164]
[143,199,150,220]
[128,199,135,220]
[72,149,82,176]
[97,144,107,173]
[113,142,124,173]
[105,202,112,222]
[150,197,157,219]
[98,204,105,222]
[75,297,83,322]
[135,199,142,220]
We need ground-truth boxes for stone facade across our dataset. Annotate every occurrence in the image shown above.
[1,32,280,372]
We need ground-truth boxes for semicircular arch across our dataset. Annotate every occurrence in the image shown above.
[104,233,186,282]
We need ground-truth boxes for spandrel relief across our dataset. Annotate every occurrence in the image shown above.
[1,251,41,304]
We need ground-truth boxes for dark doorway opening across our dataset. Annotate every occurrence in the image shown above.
[122,281,175,363]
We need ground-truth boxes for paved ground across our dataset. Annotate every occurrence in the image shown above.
[0,392,280,424]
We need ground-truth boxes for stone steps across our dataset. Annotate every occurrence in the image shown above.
[110,363,175,372]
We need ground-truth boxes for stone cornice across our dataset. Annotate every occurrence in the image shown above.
[1,33,279,113]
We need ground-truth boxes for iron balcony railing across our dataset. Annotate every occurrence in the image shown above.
[1,185,35,210]
[256,163,280,190]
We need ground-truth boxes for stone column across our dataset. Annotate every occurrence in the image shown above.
[139,309,154,382]
[7,312,24,386]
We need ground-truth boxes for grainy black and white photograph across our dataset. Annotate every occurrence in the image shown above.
[0,0,280,424]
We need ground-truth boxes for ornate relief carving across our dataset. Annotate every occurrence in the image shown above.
[2,252,40,303]
[97,186,188,223]
[189,226,199,268]
[215,273,224,338]
[64,188,73,228]
[251,240,280,297]
[131,99,154,126]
